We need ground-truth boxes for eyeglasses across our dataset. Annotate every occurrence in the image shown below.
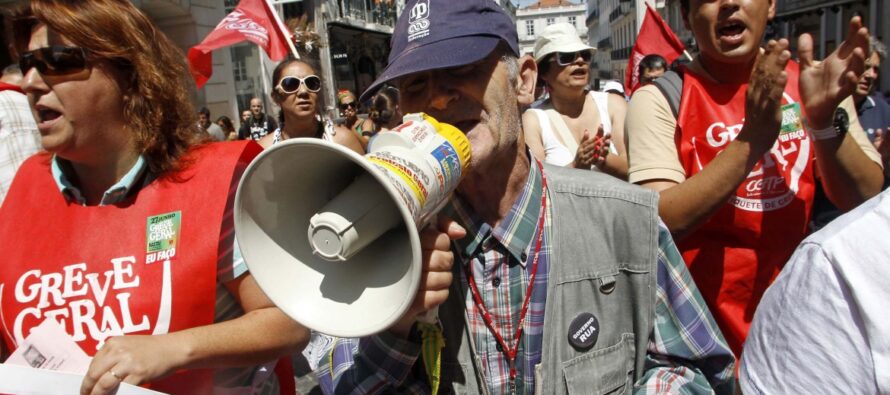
[339,102,356,111]
[20,46,90,76]
[277,75,322,94]
[552,51,592,67]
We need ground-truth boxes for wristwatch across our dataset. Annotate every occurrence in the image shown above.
[808,107,849,140]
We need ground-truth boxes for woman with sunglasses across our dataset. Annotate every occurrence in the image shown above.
[0,1,307,394]
[522,23,629,179]
[336,89,374,148]
[258,59,364,154]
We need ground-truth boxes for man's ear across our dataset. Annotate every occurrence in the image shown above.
[516,54,537,106]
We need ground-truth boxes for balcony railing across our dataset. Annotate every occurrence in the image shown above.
[597,37,611,48]
[339,0,396,27]
[610,46,632,60]
[609,7,621,22]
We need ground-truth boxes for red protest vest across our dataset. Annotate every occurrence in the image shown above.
[0,141,261,393]
[675,62,815,356]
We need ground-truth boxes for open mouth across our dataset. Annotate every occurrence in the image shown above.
[717,20,746,41]
[570,68,587,77]
[37,107,62,123]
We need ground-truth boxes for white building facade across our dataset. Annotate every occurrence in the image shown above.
[516,0,588,57]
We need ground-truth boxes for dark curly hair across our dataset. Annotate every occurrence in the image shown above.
[369,85,399,126]
[10,0,207,178]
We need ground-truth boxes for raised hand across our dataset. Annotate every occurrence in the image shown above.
[740,39,791,151]
[798,16,869,128]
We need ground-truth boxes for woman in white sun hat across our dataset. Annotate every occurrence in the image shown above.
[523,22,628,179]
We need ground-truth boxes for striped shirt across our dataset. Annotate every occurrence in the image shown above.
[317,161,736,394]
[0,89,40,205]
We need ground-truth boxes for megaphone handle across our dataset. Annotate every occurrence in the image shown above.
[417,306,439,324]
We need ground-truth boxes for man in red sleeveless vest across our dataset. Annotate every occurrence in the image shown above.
[626,0,884,356]
[0,2,307,394]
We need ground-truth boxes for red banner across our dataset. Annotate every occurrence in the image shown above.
[625,4,686,94]
[188,0,291,88]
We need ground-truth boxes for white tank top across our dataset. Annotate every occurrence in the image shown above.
[271,117,336,145]
[530,91,613,168]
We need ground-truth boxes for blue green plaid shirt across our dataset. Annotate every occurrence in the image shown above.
[317,162,735,394]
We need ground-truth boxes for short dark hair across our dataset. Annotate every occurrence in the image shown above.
[638,54,668,76]
[198,107,211,117]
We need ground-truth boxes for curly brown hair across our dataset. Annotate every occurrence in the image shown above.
[9,0,206,177]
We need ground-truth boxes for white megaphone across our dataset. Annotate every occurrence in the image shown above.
[235,113,471,338]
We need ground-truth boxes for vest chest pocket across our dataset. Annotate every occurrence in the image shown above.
[562,333,634,395]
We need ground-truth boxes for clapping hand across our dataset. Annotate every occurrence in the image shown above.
[798,16,869,129]
[740,39,790,150]
[873,128,890,176]
[574,126,610,169]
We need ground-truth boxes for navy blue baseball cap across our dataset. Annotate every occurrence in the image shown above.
[359,0,520,102]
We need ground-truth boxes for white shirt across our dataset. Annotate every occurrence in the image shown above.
[0,89,40,204]
[528,91,614,168]
[741,188,890,394]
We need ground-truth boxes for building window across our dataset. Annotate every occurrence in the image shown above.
[526,20,535,36]
[569,16,576,27]
[546,17,555,26]
[233,60,247,81]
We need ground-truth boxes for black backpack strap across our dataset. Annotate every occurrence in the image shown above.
[652,69,684,119]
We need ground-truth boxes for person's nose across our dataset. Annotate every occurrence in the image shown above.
[20,66,48,94]
[717,0,740,13]
[427,74,460,112]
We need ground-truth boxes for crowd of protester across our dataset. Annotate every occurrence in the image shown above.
[0,0,889,394]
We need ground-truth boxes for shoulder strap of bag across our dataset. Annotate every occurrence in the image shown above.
[652,69,684,119]
[543,108,580,156]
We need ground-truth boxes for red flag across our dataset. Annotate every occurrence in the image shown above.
[188,0,292,88]
[625,4,685,94]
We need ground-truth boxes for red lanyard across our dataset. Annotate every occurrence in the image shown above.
[463,159,548,393]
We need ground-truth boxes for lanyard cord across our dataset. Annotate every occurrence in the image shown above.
[463,159,548,389]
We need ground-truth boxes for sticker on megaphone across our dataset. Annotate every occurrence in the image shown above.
[308,113,470,261]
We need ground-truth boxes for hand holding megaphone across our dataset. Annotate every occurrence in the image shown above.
[235,113,471,338]
[389,216,466,338]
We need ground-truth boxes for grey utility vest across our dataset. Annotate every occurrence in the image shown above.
[435,164,659,395]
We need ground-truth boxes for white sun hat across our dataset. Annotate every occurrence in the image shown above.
[533,22,596,63]
[602,80,625,95]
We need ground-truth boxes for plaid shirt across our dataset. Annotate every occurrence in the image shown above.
[0,89,40,204]
[317,162,735,394]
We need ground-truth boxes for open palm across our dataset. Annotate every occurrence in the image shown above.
[798,16,869,128]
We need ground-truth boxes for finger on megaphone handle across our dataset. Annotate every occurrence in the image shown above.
[389,248,453,338]
[436,214,466,240]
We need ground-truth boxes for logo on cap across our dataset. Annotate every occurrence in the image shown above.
[408,0,431,42]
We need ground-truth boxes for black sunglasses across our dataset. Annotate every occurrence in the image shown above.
[553,51,592,66]
[20,46,90,76]
[339,101,356,110]
[277,75,322,94]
